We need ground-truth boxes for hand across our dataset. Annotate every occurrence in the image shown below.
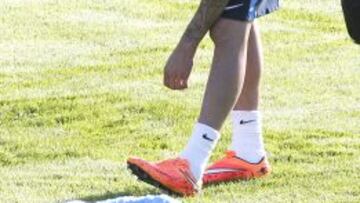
[163,45,195,90]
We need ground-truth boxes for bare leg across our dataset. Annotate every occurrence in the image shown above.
[234,21,263,110]
[229,21,266,163]
[198,18,252,130]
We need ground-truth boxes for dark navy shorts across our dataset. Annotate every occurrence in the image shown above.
[221,0,280,21]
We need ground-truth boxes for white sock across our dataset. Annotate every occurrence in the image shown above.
[180,122,220,182]
[230,110,266,163]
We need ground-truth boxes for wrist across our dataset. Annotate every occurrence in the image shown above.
[176,37,198,57]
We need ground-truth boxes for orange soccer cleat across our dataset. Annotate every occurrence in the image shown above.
[203,151,271,185]
[127,157,201,196]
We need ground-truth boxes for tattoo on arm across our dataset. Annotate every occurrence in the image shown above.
[181,0,231,46]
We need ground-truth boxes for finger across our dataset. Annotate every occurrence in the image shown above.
[178,73,188,89]
[176,75,187,90]
[164,72,170,88]
[163,75,167,87]
[164,71,175,89]
[169,76,176,89]
[181,79,188,89]
[176,79,185,90]
[180,79,188,89]
[174,77,186,90]
[163,71,167,86]
[173,78,181,90]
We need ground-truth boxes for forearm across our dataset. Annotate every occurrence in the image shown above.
[163,0,231,90]
[178,0,231,50]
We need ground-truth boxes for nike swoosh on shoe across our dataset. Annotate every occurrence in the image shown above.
[204,168,246,175]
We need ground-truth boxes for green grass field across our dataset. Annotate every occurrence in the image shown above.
[0,0,359,202]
